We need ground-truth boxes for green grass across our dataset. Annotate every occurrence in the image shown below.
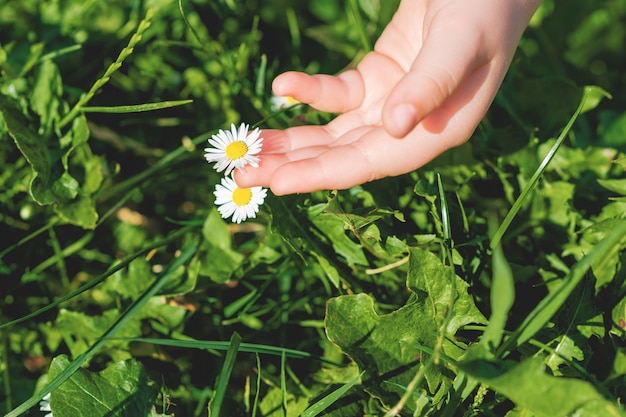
[1,0,626,416]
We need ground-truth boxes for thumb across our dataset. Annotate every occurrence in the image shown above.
[382,22,485,138]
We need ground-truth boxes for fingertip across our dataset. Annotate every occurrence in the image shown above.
[267,169,300,196]
[384,103,418,138]
[232,169,255,188]
[272,71,307,96]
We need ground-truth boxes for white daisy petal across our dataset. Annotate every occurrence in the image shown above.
[270,95,300,110]
[39,393,53,417]
[214,176,267,224]
[204,123,264,175]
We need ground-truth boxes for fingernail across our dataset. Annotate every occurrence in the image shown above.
[391,104,417,137]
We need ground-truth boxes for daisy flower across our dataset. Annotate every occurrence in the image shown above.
[39,393,53,417]
[204,123,263,175]
[214,175,267,224]
[270,94,300,110]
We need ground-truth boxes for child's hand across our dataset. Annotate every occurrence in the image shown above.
[236,0,542,195]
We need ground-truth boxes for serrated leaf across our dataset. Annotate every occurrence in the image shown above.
[48,355,156,417]
[407,248,486,334]
[54,194,98,229]
[325,293,441,410]
[457,353,625,417]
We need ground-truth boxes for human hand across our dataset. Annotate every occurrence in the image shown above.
[236,0,542,195]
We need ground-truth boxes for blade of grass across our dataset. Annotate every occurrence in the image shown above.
[0,226,192,329]
[38,44,82,63]
[252,353,261,417]
[118,337,342,366]
[0,218,59,259]
[480,214,516,351]
[58,9,155,129]
[81,100,193,113]
[208,332,242,417]
[21,231,92,283]
[1,329,12,413]
[5,240,198,417]
[281,350,287,417]
[498,218,626,356]
[347,0,372,52]
[94,129,213,202]
[436,173,456,340]
[489,86,598,250]
[300,372,364,417]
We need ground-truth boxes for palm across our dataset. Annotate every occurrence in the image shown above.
[235,0,539,195]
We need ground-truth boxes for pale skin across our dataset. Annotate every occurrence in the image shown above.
[235,0,543,195]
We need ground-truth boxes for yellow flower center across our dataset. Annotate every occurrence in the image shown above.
[232,187,252,206]
[225,141,248,160]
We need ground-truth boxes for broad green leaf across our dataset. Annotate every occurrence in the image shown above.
[139,297,188,330]
[600,111,626,148]
[48,355,156,417]
[580,85,611,114]
[1,93,55,204]
[310,251,342,288]
[546,276,598,373]
[609,347,626,382]
[2,94,100,227]
[6,242,197,417]
[30,59,62,135]
[59,115,90,167]
[54,194,98,229]
[54,309,141,359]
[309,207,369,267]
[259,386,309,417]
[611,296,626,341]
[268,194,311,259]
[198,209,244,283]
[563,218,624,290]
[407,248,486,335]
[102,258,154,302]
[598,178,626,196]
[545,334,585,373]
[457,353,625,417]
[269,195,344,288]
[325,293,441,411]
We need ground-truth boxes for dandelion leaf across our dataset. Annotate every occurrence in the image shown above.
[48,355,156,417]
[458,351,626,417]
[325,293,441,411]
[407,248,487,334]
[325,247,486,411]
